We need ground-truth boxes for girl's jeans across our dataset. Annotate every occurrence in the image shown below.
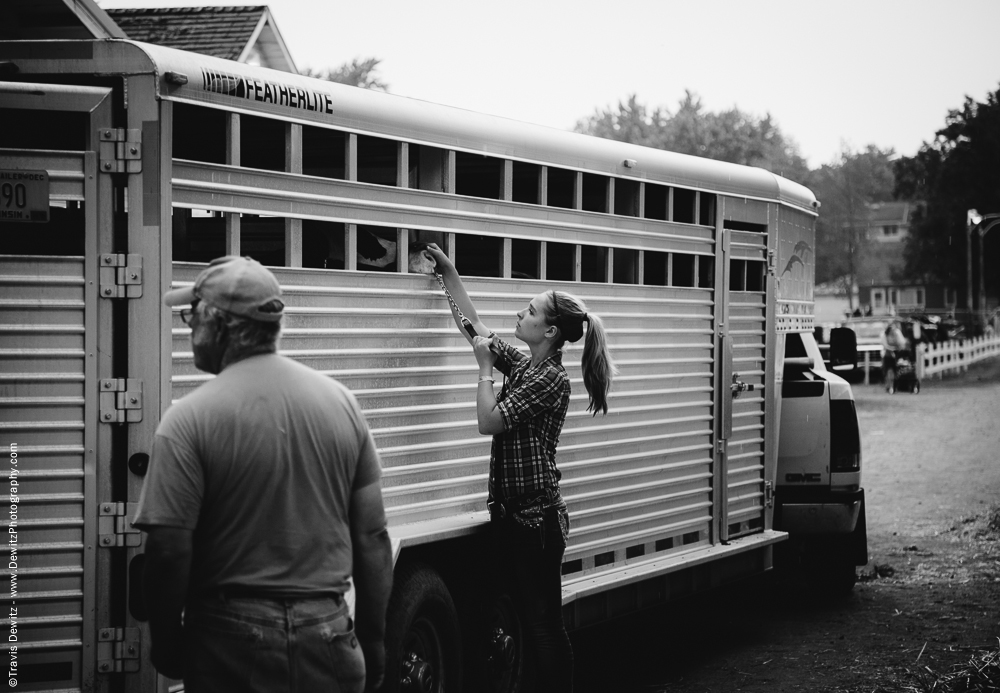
[492,506,574,693]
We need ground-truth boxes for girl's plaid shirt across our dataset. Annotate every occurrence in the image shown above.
[487,338,570,506]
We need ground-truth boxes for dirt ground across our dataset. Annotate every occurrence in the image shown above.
[572,357,1000,693]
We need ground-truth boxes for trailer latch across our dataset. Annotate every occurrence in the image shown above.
[99,253,143,299]
[97,626,141,673]
[98,502,141,548]
[99,378,143,424]
[99,128,142,173]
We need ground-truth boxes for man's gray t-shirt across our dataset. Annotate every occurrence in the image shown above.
[133,353,381,598]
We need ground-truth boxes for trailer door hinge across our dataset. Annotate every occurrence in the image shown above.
[97,626,141,673]
[764,480,774,508]
[767,249,777,276]
[99,378,143,424]
[98,502,141,548]
[99,127,142,173]
[99,254,143,299]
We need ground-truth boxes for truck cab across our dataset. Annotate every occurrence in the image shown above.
[774,329,868,593]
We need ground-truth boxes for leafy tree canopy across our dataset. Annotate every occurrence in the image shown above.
[574,91,809,183]
[809,146,897,296]
[303,57,388,91]
[894,86,1000,289]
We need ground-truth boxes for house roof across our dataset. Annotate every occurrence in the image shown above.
[0,0,126,40]
[867,201,919,225]
[105,5,297,73]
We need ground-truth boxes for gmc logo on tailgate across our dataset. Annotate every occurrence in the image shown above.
[785,473,822,483]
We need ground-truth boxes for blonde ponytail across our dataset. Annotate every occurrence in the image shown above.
[546,291,617,415]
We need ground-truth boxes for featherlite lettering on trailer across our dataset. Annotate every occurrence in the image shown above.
[201,68,334,113]
[0,37,864,693]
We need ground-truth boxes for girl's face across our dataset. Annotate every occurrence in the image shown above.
[514,292,557,346]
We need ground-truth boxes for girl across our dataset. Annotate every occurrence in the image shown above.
[423,244,615,692]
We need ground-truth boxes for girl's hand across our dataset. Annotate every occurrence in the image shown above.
[422,243,454,273]
[472,335,496,370]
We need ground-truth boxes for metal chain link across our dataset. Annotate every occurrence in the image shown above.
[433,272,471,323]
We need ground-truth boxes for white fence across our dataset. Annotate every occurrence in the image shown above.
[916,333,1000,379]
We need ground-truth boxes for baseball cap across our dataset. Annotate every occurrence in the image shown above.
[163,256,284,322]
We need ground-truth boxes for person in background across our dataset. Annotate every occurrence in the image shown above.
[423,244,616,693]
[133,256,392,693]
[880,320,911,391]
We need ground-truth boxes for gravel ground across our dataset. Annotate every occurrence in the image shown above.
[572,357,1000,693]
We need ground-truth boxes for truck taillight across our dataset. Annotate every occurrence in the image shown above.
[830,399,861,472]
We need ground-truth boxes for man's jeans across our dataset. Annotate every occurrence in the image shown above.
[183,594,364,693]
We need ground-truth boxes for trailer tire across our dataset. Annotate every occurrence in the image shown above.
[479,593,530,693]
[822,557,858,596]
[384,562,462,693]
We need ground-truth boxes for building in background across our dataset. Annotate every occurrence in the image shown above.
[104,6,297,73]
[1,1,296,74]
[0,0,125,40]
[857,201,955,317]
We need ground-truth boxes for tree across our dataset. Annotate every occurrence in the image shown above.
[894,86,1000,307]
[575,91,809,183]
[303,57,388,91]
[809,145,897,309]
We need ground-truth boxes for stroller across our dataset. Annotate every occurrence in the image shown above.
[883,349,920,394]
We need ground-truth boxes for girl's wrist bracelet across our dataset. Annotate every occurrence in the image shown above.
[478,376,495,383]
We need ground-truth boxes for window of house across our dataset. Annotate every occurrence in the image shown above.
[916,288,924,305]
[883,225,899,236]
[890,289,898,305]
[873,290,884,308]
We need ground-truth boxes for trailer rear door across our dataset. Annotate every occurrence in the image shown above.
[0,81,113,693]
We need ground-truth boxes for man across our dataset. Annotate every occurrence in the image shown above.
[133,256,392,692]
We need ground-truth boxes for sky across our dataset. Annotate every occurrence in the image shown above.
[97,0,1000,169]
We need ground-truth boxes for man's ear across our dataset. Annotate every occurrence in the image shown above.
[211,315,228,344]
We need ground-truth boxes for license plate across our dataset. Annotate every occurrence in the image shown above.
[0,169,50,223]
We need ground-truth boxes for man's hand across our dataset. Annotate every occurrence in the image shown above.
[361,639,386,692]
[350,481,392,692]
[143,526,194,680]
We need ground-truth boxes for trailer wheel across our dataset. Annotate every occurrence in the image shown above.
[822,558,858,596]
[384,563,462,693]
[482,594,529,693]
